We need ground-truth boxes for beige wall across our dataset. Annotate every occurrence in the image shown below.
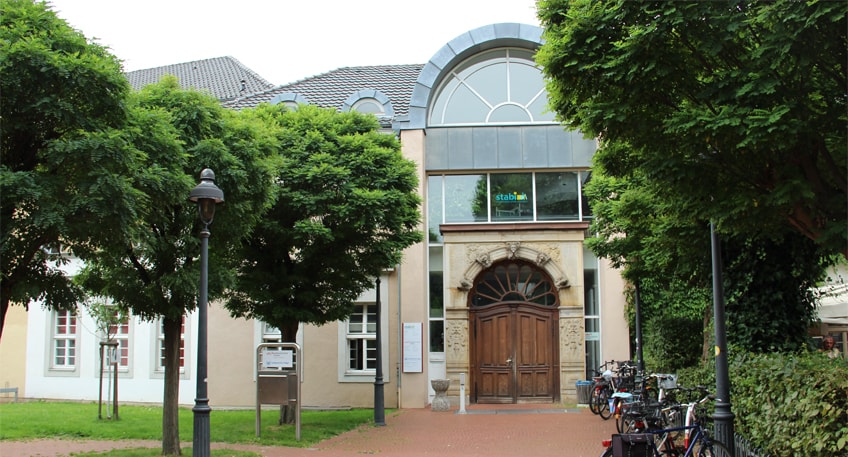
[208,304,256,407]
[0,306,27,401]
[599,257,631,363]
[397,128,431,409]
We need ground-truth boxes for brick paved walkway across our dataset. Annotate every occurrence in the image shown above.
[2,405,617,457]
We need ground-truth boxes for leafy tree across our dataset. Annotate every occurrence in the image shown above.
[76,77,279,455]
[224,103,423,343]
[584,168,833,368]
[0,0,137,340]
[537,0,847,257]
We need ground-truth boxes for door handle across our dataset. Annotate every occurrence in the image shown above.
[506,357,513,366]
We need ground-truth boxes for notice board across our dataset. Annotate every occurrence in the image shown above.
[402,322,423,373]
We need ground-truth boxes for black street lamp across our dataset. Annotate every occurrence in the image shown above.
[373,277,386,426]
[710,222,735,454]
[188,169,224,457]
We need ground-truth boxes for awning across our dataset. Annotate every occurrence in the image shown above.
[816,283,848,325]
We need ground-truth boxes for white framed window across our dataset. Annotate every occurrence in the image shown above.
[155,317,185,374]
[262,322,282,343]
[429,48,556,126]
[346,303,377,372]
[102,309,131,372]
[338,280,391,382]
[51,310,78,371]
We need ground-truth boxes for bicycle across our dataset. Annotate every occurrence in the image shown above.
[599,387,731,457]
[615,373,679,434]
[590,360,636,420]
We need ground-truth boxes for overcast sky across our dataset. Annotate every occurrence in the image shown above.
[47,0,541,86]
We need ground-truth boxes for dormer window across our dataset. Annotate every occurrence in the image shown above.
[352,98,385,116]
[342,90,393,119]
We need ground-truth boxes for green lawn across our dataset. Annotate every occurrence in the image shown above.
[0,401,381,456]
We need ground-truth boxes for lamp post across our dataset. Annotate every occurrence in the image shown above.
[633,279,645,374]
[373,277,386,426]
[710,222,734,454]
[188,169,224,457]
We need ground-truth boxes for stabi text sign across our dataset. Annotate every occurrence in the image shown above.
[263,349,293,369]
[403,322,423,373]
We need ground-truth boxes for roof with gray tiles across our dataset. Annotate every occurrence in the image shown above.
[223,64,424,117]
[125,56,275,102]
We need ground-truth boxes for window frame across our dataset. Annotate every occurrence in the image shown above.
[50,310,79,374]
[337,281,391,383]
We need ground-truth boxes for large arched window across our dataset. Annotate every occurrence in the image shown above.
[471,261,558,307]
[429,48,555,126]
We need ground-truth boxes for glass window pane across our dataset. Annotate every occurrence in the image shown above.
[490,173,533,222]
[442,84,490,124]
[429,321,445,352]
[509,62,546,106]
[581,172,594,219]
[353,99,383,114]
[366,339,377,369]
[444,175,488,223]
[465,62,507,107]
[366,304,377,333]
[489,104,531,123]
[536,172,579,221]
[427,175,444,243]
[429,270,444,318]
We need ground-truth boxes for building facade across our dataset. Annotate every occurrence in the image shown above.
[6,23,635,409]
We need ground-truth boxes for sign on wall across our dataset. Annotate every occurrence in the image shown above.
[402,322,423,373]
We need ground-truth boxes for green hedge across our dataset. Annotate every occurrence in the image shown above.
[679,352,848,456]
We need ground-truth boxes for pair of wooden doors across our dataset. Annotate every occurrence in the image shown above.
[470,261,559,404]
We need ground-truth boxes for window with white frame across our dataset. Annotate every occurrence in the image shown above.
[156,317,185,373]
[108,312,131,370]
[52,310,78,370]
[262,322,282,343]
[346,303,377,372]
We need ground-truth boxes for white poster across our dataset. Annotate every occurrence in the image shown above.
[263,349,293,369]
[402,322,423,373]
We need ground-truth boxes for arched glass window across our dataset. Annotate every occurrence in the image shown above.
[429,48,555,126]
[471,261,558,307]
[352,98,385,116]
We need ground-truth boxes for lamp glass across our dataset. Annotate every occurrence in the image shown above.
[198,199,217,225]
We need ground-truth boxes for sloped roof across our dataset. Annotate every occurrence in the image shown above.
[125,56,275,102]
[224,64,424,116]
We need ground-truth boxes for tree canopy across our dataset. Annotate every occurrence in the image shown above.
[536,0,845,365]
[537,0,847,257]
[224,104,423,337]
[0,0,137,339]
[75,77,279,455]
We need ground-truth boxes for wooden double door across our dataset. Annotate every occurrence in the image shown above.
[469,261,560,404]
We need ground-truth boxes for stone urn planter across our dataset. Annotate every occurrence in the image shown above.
[430,379,451,411]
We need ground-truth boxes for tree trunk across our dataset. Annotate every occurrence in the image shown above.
[0,292,9,342]
[161,316,183,455]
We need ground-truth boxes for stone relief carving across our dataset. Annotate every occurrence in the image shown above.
[560,319,583,360]
[446,320,468,363]
[535,252,551,266]
[475,253,492,268]
[555,276,571,289]
[506,241,520,259]
[458,278,473,291]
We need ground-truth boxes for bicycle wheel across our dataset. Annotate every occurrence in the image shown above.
[599,446,614,457]
[695,438,731,457]
[615,401,633,433]
[589,384,602,415]
[598,388,613,420]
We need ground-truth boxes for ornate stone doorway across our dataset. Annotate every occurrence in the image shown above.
[469,260,560,404]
